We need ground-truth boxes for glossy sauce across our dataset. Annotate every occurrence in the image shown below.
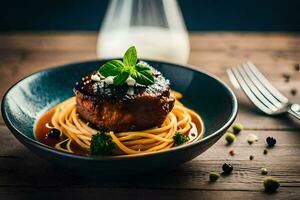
[188,114,203,142]
[35,107,86,154]
[34,107,61,148]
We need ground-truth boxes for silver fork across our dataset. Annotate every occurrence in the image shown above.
[227,61,300,120]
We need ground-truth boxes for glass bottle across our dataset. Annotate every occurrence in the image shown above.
[97,0,190,64]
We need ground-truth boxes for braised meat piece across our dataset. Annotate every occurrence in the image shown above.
[74,68,174,132]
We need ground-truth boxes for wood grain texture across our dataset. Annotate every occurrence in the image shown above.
[1,188,299,200]
[0,126,299,190]
[0,32,299,199]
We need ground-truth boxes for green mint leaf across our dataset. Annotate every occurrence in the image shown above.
[132,63,154,85]
[123,46,137,68]
[97,47,155,86]
[99,60,124,77]
[113,71,130,85]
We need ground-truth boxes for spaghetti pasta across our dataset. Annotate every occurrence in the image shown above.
[35,92,204,155]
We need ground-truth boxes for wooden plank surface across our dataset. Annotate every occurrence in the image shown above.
[0,32,299,199]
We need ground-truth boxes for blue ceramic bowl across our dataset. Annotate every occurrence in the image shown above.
[1,60,237,172]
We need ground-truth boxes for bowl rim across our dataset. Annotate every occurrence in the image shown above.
[1,59,238,160]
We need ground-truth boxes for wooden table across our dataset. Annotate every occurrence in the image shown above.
[0,32,299,199]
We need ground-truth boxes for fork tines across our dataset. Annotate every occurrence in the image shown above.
[227,62,288,115]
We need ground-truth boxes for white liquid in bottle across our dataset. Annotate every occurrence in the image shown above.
[98,27,190,64]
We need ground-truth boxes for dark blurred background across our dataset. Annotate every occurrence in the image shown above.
[0,0,299,32]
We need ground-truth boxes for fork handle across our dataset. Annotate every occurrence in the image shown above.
[288,104,300,120]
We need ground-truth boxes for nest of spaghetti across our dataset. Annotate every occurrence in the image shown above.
[49,92,203,155]
[35,47,204,156]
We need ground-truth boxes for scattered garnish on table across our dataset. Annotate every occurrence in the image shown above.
[263,177,280,192]
[294,63,300,71]
[247,140,254,145]
[263,149,268,155]
[249,155,254,160]
[173,132,189,146]
[291,88,297,96]
[225,132,236,145]
[266,137,276,148]
[261,168,268,175]
[232,123,243,134]
[209,172,220,182]
[229,149,235,156]
[90,132,115,155]
[247,133,258,145]
[222,163,233,174]
[282,73,290,82]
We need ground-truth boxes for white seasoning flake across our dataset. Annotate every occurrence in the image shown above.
[126,76,136,86]
[104,76,114,85]
[91,74,101,82]
[127,87,134,95]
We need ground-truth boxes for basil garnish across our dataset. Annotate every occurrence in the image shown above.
[98,46,154,86]
[133,63,155,85]
[99,60,123,77]
[123,46,137,68]
[113,71,130,85]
